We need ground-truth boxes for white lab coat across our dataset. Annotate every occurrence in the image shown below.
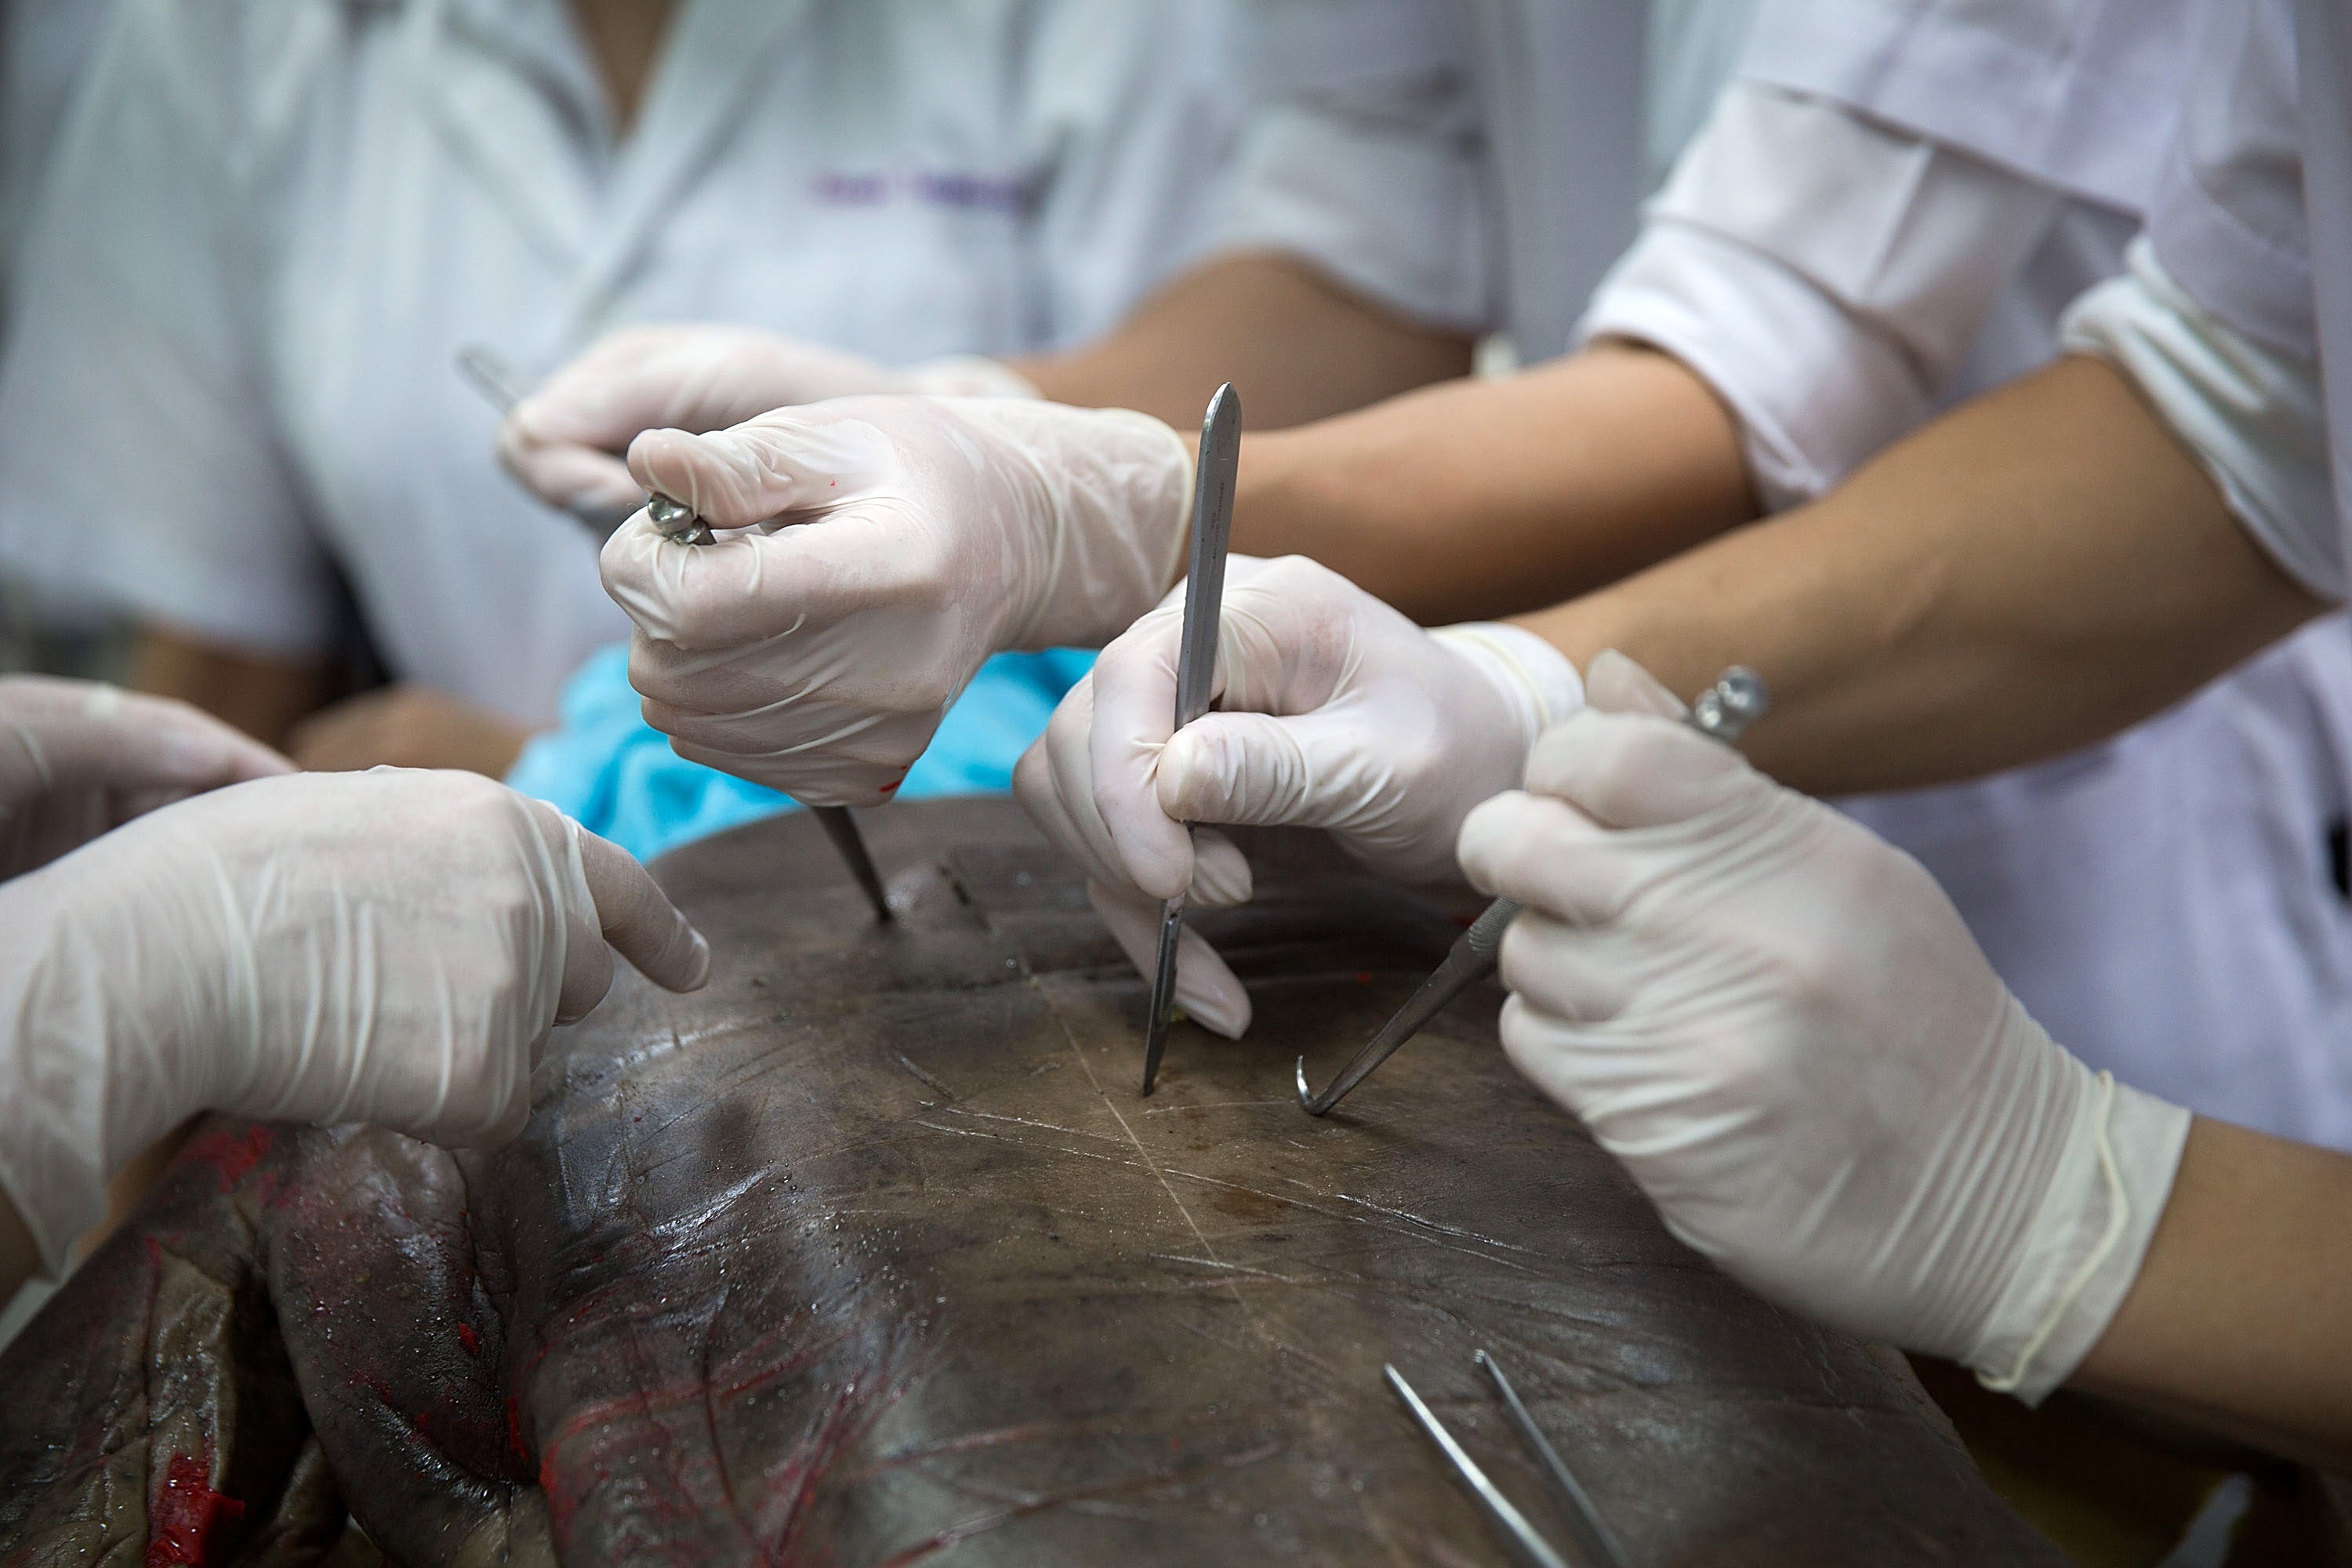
[0,0,1245,724]
[1215,1,1758,362]
[1586,0,2352,1151]
[0,0,111,316]
[2044,0,2352,1139]
[2118,0,2347,577]
[1239,0,2352,1149]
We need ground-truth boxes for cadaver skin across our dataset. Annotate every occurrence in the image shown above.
[0,799,2064,1566]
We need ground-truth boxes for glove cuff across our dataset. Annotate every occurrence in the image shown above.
[0,883,117,1275]
[970,401,1193,651]
[1428,623,1587,745]
[1969,1069,2191,1404]
[899,355,1044,401]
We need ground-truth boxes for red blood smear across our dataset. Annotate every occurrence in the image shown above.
[1353,971,1374,985]
[179,1127,275,1191]
[506,1394,532,1464]
[146,1453,244,1568]
[878,776,904,798]
[538,1450,572,1543]
[458,1323,481,1356]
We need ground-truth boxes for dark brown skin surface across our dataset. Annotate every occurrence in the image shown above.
[0,800,2060,1566]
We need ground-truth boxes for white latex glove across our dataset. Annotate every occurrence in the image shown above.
[499,324,1040,517]
[1457,652,2191,1403]
[0,676,290,878]
[1014,554,1581,1038]
[0,769,710,1274]
[601,395,1191,804]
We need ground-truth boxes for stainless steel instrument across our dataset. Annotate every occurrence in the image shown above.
[1387,1351,1635,1568]
[1297,666,1768,1116]
[452,345,637,539]
[456,344,892,923]
[634,485,891,924]
[1140,381,1240,1096]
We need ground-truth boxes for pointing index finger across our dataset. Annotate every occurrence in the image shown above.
[574,827,712,993]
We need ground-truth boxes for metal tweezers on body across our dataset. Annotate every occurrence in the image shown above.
[1386,1352,1635,1568]
[1296,667,1768,1116]
[1139,381,1241,1096]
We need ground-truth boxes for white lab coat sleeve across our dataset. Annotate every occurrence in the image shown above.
[2063,249,2338,601]
[1206,0,1492,333]
[2139,0,2310,361]
[0,0,332,655]
[1736,0,2196,215]
[1577,82,2063,511]
[1020,3,1244,347]
[2062,0,2342,601]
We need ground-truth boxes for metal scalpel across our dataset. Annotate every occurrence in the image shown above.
[1296,666,1768,1116]
[1140,381,1240,1096]
[458,343,890,921]
[1386,1351,1635,1568]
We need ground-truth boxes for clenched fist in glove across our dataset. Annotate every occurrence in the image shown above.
[0,769,710,1276]
[600,395,1191,804]
[1457,652,2190,1403]
[0,675,290,877]
[499,324,1039,517]
[1014,554,1581,1038]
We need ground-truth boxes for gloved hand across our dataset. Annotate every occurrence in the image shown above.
[0,675,290,879]
[0,769,710,1275]
[499,324,1040,517]
[1014,554,1581,1037]
[1457,652,2191,1403]
[601,395,1191,804]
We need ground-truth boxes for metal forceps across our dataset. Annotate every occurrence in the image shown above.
[1296,667,1768,1116]
[454,345,892,923]
[1139,381,1241,1096]
[1387,1351,1635,1568]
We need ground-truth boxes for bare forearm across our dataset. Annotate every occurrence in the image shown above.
[132,626,332,749]
[1014,252,1472,433]
[1519,356,2328,794]
[2073,1118,2352,1472]
[1232,340,1755,624]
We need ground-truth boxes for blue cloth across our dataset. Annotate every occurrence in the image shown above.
[507,642,1096,863]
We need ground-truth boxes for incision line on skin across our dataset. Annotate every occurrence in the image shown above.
[1040,983,1247,1317]
[1022,995,1367,1404]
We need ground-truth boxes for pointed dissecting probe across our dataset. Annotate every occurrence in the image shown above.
[1296,666,1768,1116]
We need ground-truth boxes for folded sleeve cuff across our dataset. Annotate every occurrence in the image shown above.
[2062,238,2341,602]
[1583,220,1935,513]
